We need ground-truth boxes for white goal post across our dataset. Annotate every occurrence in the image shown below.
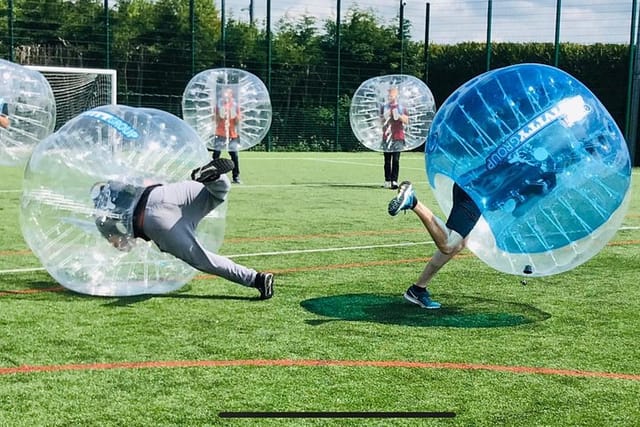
[25,65,117,130]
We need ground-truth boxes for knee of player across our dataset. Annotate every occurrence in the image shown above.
[437,244,458,256]
[204,174,231,196]
[438,231,465,255]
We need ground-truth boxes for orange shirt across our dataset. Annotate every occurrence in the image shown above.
[215,101,240,139]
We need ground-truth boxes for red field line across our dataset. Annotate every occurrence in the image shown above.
[0,287,64,296]
[193,256,442,279]
[0,249,32,256]
[1,358,638,381]
[606,239,640,247]
[0,256,440,297]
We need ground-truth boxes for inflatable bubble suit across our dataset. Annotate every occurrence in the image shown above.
[350,74,436,152]
[426,63,631,277]
[182,68,272,152]
[0,59,56,166]
[20,105,227,296]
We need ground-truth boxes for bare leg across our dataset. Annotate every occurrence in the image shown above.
[415,249,455,288]
[412,201,465,255]
[411,201,467,290]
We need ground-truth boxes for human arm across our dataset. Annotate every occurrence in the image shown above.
[396,106,409,124]
[0,102,10,129]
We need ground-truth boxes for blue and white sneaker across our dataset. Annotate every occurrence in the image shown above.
[388,181,417,216]
[403,285,441,309]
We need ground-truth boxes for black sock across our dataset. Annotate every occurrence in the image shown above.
[412,284,426,293]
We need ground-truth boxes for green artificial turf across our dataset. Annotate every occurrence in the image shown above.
[0,152,639,426]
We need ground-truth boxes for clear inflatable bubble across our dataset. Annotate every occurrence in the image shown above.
[182,68,272,152]
[0,59,56,166]
[426,63,631,276]
[350,74,436,152]
[20,105,226,296]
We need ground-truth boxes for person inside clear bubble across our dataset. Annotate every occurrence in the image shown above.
[0,97,10,129]
[212,87,242,184]
[380,86,409,190]
[387,181,481,309]
[91,158,273,299]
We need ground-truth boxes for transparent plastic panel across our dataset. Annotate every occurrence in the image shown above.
[426,64,631,276]
[0,59,56,166]
[182,68,272,152]
[20,105,225,296]
[350,74,436,152]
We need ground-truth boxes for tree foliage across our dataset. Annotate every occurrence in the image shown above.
[1,0,636,157]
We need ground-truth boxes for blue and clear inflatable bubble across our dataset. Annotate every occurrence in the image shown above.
[20,105,226,296]
[426,63,631,276]
[0,59,56,166]
[182,68,272,152]
[350,74,436,152]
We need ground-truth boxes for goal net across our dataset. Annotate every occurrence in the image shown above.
[25,65,117,130]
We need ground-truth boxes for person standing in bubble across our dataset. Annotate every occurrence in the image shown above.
[0,97,10,129]
[92,158,274,300]
[212,86,242,184]
[380,86,408,190]
[387,181,481,309]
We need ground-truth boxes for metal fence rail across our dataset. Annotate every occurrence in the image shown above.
[1,0,638,163]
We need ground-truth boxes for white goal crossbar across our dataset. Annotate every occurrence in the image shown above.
[25,65,117,130]
[26,65,117,104]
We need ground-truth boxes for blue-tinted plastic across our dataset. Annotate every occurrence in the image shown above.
[426,64,631,275]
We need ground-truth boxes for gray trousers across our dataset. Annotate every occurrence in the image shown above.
[141,175,257,287]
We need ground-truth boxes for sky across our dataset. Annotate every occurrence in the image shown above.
[221,0,638,45]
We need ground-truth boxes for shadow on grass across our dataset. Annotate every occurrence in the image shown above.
[9,280,257,305]
[290,182,382,189]
[102,293,257,307]
[301,293,550,328]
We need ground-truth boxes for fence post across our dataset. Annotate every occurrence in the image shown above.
[8,0,14,62]
[266,0,272,151]
[424,2,430,84]
[221,0,226,67]
[104,0,110,68]
[334,0,341,151]
[554,0,562,66]
[627,0,639,166]
[485,0,492,71]
[190,0,195,75]
[399,0,405,75]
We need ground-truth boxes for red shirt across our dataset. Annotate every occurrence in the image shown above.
[381,102,407,141]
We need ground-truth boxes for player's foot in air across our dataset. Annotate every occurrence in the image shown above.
[403,284,441,309]
[388,181,417,216]
[191,158,235,183]
[255,272,274,300]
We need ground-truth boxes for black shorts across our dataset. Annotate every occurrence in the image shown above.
[445,183,481,238]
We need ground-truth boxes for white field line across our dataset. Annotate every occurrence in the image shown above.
[2,167,639,193]
[2,226,640,275]
[260,157,427,171]
[0,241,434,275]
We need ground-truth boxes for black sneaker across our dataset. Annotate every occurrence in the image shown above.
[254,272,274,300]
[403,285,441,309]
[190,158,235,183]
